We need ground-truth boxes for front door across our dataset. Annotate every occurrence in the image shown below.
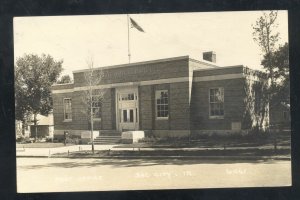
[121,108,137,130]
[116,87,139,131]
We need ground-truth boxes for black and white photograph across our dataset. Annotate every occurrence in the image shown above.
[14,11,291,193]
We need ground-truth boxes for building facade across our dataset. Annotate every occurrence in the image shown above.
[52,52,268,138]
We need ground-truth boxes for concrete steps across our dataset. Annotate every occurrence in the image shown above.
[98,130,122,136]
[93,130,122,144]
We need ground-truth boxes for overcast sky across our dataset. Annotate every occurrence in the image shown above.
[14,11,288,77]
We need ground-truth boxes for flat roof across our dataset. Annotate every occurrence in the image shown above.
[52,82,74,87]
[189,57,219,68]
[73,55,220,74]
[194,65,244,72]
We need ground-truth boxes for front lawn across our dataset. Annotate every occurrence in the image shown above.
[16,142,74,148]
[115,132,291,149]
[52,148,291,158]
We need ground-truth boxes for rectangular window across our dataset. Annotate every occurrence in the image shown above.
[120,93,135,101]
[63,98,72,120]
[130,109,134,122]
[155,90,169,119]
[122,109,134,123]
[92,95,102,120]
[123,110,128,122]
[209,88,224,118]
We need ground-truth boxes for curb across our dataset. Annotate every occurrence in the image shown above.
[17,155,291,161]
[17,155,50,158]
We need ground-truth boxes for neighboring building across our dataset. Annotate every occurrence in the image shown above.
[15,114,54,140]
[29,114,54,138]
[15,120,31,138]
[51,52,269,139]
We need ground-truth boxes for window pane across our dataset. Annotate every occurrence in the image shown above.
[123,110,127,122]
[210,109,214,116]
[93,107,101,118]
[156,90,169,118]
[92,95,101,118]
[209,88,224,117]
[220,109,224,115]
[210,89,214,96]
[64,98,72,120]
[130,109,134,122]
[121,93,135,101]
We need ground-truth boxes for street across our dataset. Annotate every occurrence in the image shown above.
[17,157,291,193]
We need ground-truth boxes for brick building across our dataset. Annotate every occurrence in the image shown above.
[51,52,268,139]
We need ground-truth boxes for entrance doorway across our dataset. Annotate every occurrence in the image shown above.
[116,87,139,131]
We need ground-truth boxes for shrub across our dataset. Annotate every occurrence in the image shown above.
[16,136,33,143]
[138,137,157,143]
[65,137,79,144]
[144,130,154,138]
[45,136,53,142]
[16,136,24,143]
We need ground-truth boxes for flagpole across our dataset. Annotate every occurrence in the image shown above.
[127,14,131,63]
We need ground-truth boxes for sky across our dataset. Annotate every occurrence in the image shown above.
[14,11,288,78]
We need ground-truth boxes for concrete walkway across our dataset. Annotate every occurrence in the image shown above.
[16,144,290,158]
[16,144,117,157]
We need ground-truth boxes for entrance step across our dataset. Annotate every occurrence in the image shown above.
[94,131,121,144]
[99,130,122,136]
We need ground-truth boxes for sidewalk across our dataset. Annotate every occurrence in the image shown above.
[16,144,291,160]
[16,144,116,157]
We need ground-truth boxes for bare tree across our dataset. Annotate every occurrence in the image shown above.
[81,56,105,154]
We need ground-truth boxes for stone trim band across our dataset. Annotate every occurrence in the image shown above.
[52,73,244,94]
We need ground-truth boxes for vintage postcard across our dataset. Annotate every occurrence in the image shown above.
[14,11,290,193]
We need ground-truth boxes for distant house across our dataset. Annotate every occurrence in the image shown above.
[15,120,31,138]
[51,52,274,139]
[29,114,54,138]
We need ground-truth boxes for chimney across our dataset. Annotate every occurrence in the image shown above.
[203,51,216,63]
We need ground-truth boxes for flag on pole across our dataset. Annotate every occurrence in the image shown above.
[130,17,145,32]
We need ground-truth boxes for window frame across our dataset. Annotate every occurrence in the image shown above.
[91,95,102,121]
[119,93,136,101]
[63,98,72,122]
[121,108,135,123]
[209,87,224,119]
[155,90,169,120]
